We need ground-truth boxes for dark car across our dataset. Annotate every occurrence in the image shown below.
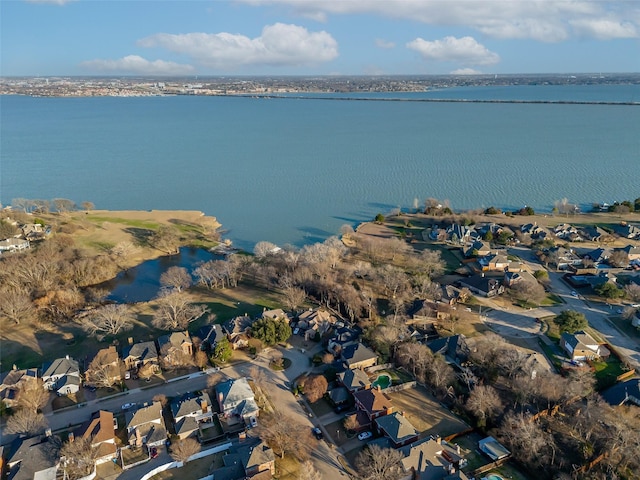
[312,427,323,440]
[149,446,158,459]
[334,404,350,413]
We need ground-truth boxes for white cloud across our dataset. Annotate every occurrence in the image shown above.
[570,19,638,39]
[138,23,338,69]
[237,0,640,42]
[375,38,395,49]
[25,0,76,4]
[407,36,500,66]
[81,55,195,75]
[451,68,482,75]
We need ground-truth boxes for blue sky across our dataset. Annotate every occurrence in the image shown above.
[1,0,639,76]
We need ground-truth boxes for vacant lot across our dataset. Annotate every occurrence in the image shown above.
[387,385,469,438]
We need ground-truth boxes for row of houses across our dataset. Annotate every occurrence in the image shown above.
[3,376,262,480]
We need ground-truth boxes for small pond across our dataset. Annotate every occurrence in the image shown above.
[101,247,220,303]
[371,374,391,390]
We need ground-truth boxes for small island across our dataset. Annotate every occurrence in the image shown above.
[1,196,639,480]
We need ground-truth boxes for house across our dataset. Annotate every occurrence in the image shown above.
[353,386,393,425]
[122,341,159,371]
[41,356,81,396]
[327,386,350,406]
[341,342,378,370]
[457,274,504,297]
[0,367,38,408]
[446,224,471,245]
[612,223,640,240]
[195,324,224,353]
[436,285,462,306]
[480,253,510,271]
[618,244,640,261]
[157,331,193,368]
[125,401,167,447]
[212,438,275,480]
[74,410,118,464]
[503,270,537,288]
[261,309,288,321]
[399,436,468,480]
[6,435,60,480]
[463,240,491,258]
[478,436,511,461]
[427,335,469,365]
[560,331,611,361]
[85,346,122,387]
[297,308,337,341]
[409,299,453,323]
[374,412,419,448]
[224,315,254,350]
[170,392,214,439]
[583,247,609,264]
[580,226,608,242]
[21,223,50,241]
[601,378,640,407]
[216,377,259,424]
[0,238,30,253]
[338,368,371,393]
[327,326,361,355]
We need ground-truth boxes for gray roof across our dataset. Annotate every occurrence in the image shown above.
[216,377,254,411]
[171,392,212,419]
[123,341,158,361]
[126,401,163,429]
[328,387,350,405]
[41,357,79,379]
[601,378,640,407]
[7,436,60,480]
[338,368,371,391]
[342,342,377,367]
[375,412,418,444]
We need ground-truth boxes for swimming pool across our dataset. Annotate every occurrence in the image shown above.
[371,374,391,389]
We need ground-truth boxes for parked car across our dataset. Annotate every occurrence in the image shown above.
[149,446,158,459]
[312,427,323,440]
[121,402,136,410]
[358,431,372,441]
[334,404,350,413]
[249,416,258,428]
[571,291,578,297]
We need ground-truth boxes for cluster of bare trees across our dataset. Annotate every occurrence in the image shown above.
[394,342,455,393]
[151,290,210,331]
[4,378,50,436]
[257,410,313,461]
[193,257,245,290]
[0,235,120,326]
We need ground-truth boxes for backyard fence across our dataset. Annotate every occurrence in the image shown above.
[384,381,416,393]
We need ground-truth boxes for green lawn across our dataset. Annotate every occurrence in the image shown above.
[592,357,628,390]
[83,216,160,230]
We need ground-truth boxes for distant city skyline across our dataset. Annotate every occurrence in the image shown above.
[2,0,639,77]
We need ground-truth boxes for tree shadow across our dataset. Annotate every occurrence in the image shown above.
[123,227,154,247]
[296,226,335,246]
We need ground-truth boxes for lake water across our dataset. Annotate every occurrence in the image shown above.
[2,85,639,250]
[100,247,218,303]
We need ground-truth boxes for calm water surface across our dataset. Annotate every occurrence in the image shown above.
[2,85,639,250]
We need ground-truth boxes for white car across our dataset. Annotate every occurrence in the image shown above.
[121,402,136,410]
[358,431,372,441]
[571,291,578,297]
[249,416,258,428]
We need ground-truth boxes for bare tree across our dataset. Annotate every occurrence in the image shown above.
[344,414,359,432]
[258,410,312,460]
[466,385,502,426]
[16,378,49,413]
[254,241,279,260]
[194,350,210,369]
[152,291,208,331]
[193,261,219,289]
[298,461,322,480]
[624,283,640,302]
[61,437,98,480]
[6,409,48,435]
[0,289,36,325]
[305,375,328,403]
[81,201,95,212]
[499,412,555,468]
[110,241,139,262]
[423,355,455,391]
[82,304,135,337]
[282,286,306,312]
[160,266,191,292]
[509,279,547,306]
[355,444,404,480]
[170,438,201,463]
[150,225,180,255]
[608,250,629,268]
[53,198,76,214]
